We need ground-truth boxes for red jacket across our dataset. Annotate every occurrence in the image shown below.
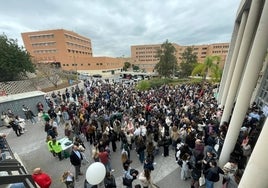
[98,151,109,164]
[32,173,52,188]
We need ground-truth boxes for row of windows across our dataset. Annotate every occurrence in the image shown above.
[67,49,92,55]
[32,42,56,47]
[34,49,57,54]
[136,51,158,54]
[66,41,91,50]
[138,59,159,62]
[61,62,118,66]
[136,55,158,58]
[36,56,56,61]
[29,34,54,40]
[136,47,160,50]
[64,33,90,45]
[213,45,229,49]
[212,50,228,53]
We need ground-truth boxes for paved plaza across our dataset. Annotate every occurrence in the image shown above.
[1,80,223,188]
[1,118,223,188]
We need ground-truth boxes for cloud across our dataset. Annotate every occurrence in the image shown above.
[0,0,240,57]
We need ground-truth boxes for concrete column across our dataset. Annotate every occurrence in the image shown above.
[218,23,239,103]
[220,0,262,124]
[219,11,248,106]
[219,0,268,167]
[238,118,268,188]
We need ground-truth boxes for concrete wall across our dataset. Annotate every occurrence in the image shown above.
[0,91,48,120]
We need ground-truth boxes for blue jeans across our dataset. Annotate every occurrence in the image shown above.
[138,150,145,163]
[205,178,214,188]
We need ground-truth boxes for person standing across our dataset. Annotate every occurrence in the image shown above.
[138,168,157,188]
[91,142,100,162]
[180,153,192,180]
[222,159,238,188]
[104,171,116,188]
[9,119,22,137]
[136,135,146,164]
[204,160,224,188]
[46,136,56,157]
[1,112,10,128]
[36,102,44,112]
[22,105,36,124]
[50,138,63,161]
[98,147,110,172]
[32,167,52,188]
[61,171,75,188]
[70,144,83,181]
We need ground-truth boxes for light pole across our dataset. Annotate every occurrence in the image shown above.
[73,52,78,82]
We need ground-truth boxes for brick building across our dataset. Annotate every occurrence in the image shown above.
[131,42,229,72]
[21,29,124,74]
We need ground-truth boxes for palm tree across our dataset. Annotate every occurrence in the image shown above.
[191,55,221,81]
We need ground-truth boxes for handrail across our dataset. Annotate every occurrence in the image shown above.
[0,138,38,187]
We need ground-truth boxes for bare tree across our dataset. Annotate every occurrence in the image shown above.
[36,63,63,88]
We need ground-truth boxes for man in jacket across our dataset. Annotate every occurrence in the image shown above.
[70,144,83,180]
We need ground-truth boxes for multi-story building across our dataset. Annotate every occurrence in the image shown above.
[131,42,229,72]
[21,29,124,74]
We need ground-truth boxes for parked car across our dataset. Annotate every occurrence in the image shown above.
[92,74,102,78]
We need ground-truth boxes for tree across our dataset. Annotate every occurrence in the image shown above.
[191,55,221,81]
[179,47,197,78]
[123,62,131,71]
[0,34,35,81]
[132,65,140,72]
[155,40,177,77]
[36,63,63,88]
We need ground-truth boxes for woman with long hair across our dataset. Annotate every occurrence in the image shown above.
[138,168,158,188]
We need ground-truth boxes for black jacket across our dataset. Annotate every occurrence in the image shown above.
[205,166,224,182]
[70,150,83,166]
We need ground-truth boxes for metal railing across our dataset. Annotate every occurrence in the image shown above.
[0,138,38,188]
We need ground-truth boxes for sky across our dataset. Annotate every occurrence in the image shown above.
[0,0,241,57]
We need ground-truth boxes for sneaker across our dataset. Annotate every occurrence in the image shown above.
[153,162,157,165]
[111,169,115,172]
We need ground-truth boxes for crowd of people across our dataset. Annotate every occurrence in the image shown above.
[1,77,265,188]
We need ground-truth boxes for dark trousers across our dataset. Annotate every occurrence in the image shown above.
[56,151,63,160]
[88,133,95,144]
[112,140,117,152]
[74,165,81,179]
[163,146,169,157]
[14,128,22,136]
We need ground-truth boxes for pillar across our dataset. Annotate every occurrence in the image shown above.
[218,23,239,103]
[219,0,268,167]
[219,11,248,106]
[220,0,262,124]
[238,118,268,188]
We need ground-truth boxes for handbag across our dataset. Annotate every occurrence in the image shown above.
[199,174,205,186]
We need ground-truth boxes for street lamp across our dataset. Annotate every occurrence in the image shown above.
[73,52,78,82]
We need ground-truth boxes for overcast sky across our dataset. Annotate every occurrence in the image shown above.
[0,0,241,57]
